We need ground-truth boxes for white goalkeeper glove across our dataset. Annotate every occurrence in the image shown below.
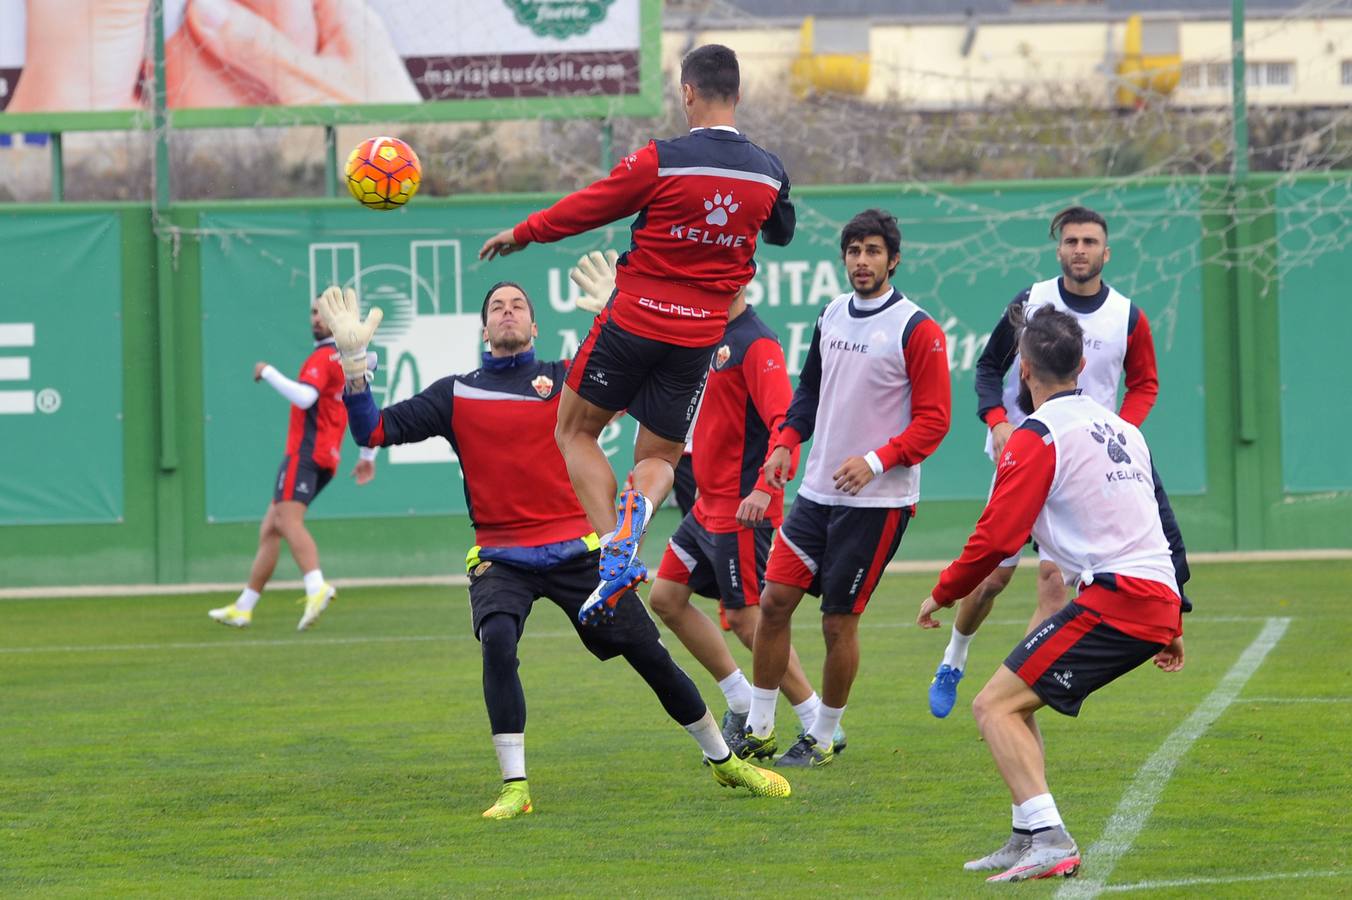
[569,249,618,314]
[317,286,383,383]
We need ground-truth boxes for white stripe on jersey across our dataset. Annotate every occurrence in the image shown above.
[655,166,783,190]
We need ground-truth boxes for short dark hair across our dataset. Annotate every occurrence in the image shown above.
[480,281,535,325]
[840,209,902,276]
[680,44,740,102]
[1011,305,1084,382]
[1049,205,1108,240]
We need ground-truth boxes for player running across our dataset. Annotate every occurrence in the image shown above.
[927,205,1192,719]
[917,306,1186,883]
[322,281,791,819]
[731,209,952,767]
[208,297,376,630]
[478,44,795,620]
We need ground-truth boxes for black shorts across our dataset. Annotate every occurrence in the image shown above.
[672,453,696,518]
[1004,601,1165,717]
[273,454,334,505]
[467,551,661,661]
[566,308,715,443]
[763,496,912,615]
[656,513,772,609]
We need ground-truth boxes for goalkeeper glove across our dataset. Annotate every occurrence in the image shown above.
[317,286,383,382]
[569,249,618,314]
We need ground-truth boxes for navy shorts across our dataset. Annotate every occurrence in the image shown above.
[273,454,334,506]
[1004,601,1165,716]
[763,496,912,615]
[566,305,715,444]
[467,551,661,662]
[656,513,773,609]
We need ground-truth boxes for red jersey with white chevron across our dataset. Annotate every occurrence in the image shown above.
[366,356,592,547]
[691,308,798,532]
[933,391,1181,643]
[286,339,347,470]
[513,127,795,347]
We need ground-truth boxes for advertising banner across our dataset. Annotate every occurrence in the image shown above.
[0,0,658,129]
[0,213,124,525]
[199,184,1206,523]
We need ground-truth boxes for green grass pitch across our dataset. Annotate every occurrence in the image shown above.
[2,561,1349,897]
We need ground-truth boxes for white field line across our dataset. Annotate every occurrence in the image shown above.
[1099,869,1348,893]
[1239,696,1352,704]
[4,548,1350,600]
[0,615,1285,656]
[1056,617,1292,900]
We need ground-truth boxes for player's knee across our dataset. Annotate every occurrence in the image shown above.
[479,614,520,665]
[820,613,856,646]
[646,582,687,621]
[725,607,757,644]
[758,587,795,624]
[971,687,992,729]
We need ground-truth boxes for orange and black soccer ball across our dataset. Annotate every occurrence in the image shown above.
[345,136,422,210]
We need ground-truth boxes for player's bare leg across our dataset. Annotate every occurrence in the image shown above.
[555,386,621,536]
[931,563,1017,718]
[972,667,1080,882]
[954,564,1017,636]
[271,500,333,630]
[730,581,806,759]
[630,426,682,513]
[1025,561,1067,634]
[724,607,815,710]
[246,503,282,593]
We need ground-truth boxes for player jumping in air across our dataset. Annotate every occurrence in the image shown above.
[918,306,1186,883]
[927,205,1192,719]
[478,44,795,620]
[731,209,952,766]
[208,297,377,630]
[321,282,791,820]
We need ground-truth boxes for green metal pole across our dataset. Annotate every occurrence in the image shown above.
[324,125,339,197]
[151,0,185,580]
[1231,0,1249,180]
[49,132,63,201]
[600,121,613,172]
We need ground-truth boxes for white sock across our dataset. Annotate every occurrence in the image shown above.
[684,711,731,760]
[808,702,844,750]
[942,626,974,671]
[747,686,779,737]
[492,733,526,781]
[234,587,261,612]
[1018,793,1063,831]
[302,569,326,596]
[718,670,752,716]
[1012,803,1031,832]
[792,692,821,733]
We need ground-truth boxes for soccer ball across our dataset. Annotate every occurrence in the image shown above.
[345,136,421,210]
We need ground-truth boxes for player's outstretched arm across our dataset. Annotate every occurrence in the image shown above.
[317,286,383,389]
[478,228,527,261]
[569,249,619,313]
[254,360,319,409]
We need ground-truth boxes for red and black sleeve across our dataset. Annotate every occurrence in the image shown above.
[744,337,800,491]
[1119,306,1160,427]
[871,315,952,470]
[931,422,1056,605]
[513,143,660,246]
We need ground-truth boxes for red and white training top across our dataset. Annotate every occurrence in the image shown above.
[934,391,1181,643]
[978,277,1159,458]
[512,127,794,347]
[775,289,952,508]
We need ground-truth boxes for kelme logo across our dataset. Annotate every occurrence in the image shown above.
[504,0,614,38]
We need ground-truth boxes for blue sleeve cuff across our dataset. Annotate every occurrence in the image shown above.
[343,388,380,446]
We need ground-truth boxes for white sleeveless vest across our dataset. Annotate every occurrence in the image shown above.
[1025,393,1177,592]
[798,291,932,508]
[987,278,1132,460]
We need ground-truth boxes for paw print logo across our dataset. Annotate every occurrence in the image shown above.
[1089,421,1131,464]
[704,191,739,226]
